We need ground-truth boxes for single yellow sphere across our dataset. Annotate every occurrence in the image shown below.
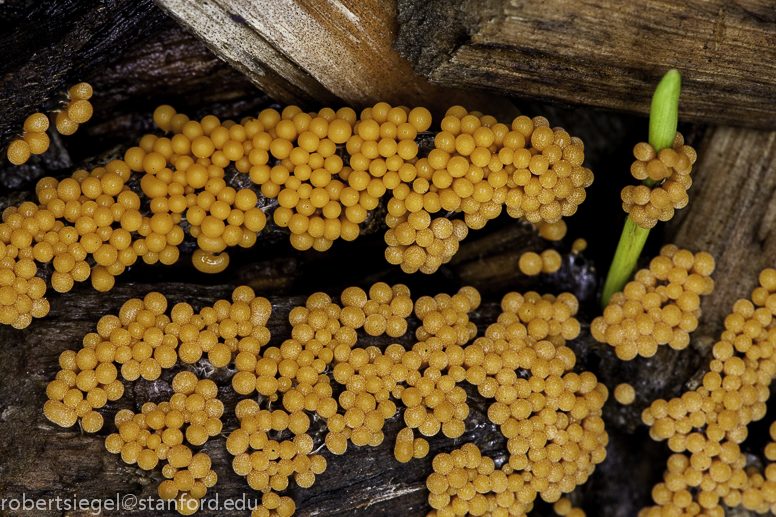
[55,111,79,135]
[24,113,50,133]
[7,139,31,165]
[69,82,94,100]
[614,383,636,405]
[67,100,93,124]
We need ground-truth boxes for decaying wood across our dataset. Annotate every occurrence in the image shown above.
[79,23,267,150]
[666,126,776,346]
[0,284,517,517]
[153,0,518,119]
[0,0,170,147]
[3,1,776,515]
[395,0,776,129]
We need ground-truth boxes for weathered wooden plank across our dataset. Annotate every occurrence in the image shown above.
[151,0,340,109]
[395,0,776,129]
[153,0,518,118]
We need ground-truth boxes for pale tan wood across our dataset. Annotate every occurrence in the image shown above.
[153,0,340,107]
[154,0,517,118]
[396,0,776,129]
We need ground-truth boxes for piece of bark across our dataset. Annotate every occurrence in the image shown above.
[395,0,776,129]
[0,0,170,147]
[153,0,518,119]
[76,21,268,153]
[666,126,776,348]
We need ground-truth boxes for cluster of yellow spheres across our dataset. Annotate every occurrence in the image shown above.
[43,283,609,517]
[130,105,270,273]
[622,133,697,230]
[328,341,405,452]
[56,82,95,135]
[42,292,162,431]
[0,211,50,328]
[394,426,431,463]
[518,249,563,276]
[147,101,592,275]
[167,288,273,370]
[149,102,383,259]
[221,284,601,516]
[467,291,606,507]
[425,443,533,517]
[0,102,594,332]
[252,104,392,253]
[425,447,588,517]
[43,288,270,428]
[105,372,222,515]
[227,283,418,461]
[5,82,93,166]
[395,288,482,442]
[515,221,574,277]
[226,398,326,514]
[384,108,593,274]
[0,158,159,328]
[43,288,273,514]
[6,112,51,165]
[384,211,469,274]
[425,441,592,517]
[639,268,776,517]
[45,299,191,433]
[591,245,716,360]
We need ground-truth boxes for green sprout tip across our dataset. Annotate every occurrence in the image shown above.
[600,69,681,309]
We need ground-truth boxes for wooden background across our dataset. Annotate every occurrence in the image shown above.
[1,1,776,516]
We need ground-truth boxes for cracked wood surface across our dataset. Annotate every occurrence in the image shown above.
[395,0,776,129]
[152,0,517,119]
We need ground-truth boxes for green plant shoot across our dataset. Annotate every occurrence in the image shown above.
[600,69,681,309]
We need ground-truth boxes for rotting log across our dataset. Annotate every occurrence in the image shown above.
[666,126,776,346]
[2,1,776,515]
[395,0,776,129]
[0,0,170,147]
[0,285,527,517]
[152,0,518,119]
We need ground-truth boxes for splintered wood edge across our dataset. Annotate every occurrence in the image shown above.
[154,0,517,118]
[153,0,340,108]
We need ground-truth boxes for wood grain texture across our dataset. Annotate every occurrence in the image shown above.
[153,0,517,118]
[151,0,340,109]
[395,0,776,129]
[665,126,776,350]
[0,0,170,147]
[79,23,266,147]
